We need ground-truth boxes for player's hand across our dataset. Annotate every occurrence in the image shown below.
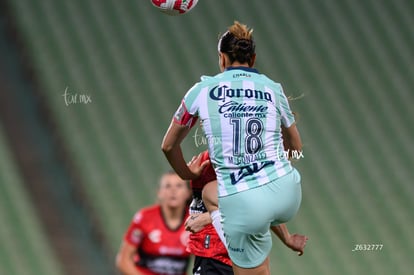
[285,234,308,256]
[185,213,211,233]
[187,153,210,178]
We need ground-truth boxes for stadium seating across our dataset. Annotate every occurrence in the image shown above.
[0,123,64,275]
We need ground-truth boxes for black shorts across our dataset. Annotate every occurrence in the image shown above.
[192,256,233,275]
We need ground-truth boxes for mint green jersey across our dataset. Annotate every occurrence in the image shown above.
[175,67,296,197]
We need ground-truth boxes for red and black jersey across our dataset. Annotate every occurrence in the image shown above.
[187,151,232,266]
[124,205,191,275]
[190,150,216,199]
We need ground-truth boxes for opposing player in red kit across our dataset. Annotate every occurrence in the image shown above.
[185,151,233,275]
[116,171,192,275]
[184,151,308,275]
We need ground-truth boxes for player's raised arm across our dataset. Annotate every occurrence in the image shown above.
[161,120,195,180]
[162,121,209,180]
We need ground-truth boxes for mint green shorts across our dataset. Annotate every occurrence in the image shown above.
[218,168,302,268]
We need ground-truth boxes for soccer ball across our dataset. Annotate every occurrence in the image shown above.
[151,0,199,16]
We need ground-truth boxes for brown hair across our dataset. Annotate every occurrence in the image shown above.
[218,21,255,65]
[158,170,190,189]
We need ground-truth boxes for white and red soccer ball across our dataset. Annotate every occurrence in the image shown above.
[151,0,199,16]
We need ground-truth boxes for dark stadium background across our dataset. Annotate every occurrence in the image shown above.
[0,0,413,274]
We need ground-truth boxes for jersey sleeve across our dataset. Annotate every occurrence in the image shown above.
[173,100,198,128]
[124,211,144,247]
[278,85,296,128]
[173,82,203,127]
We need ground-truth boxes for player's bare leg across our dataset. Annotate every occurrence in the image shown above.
[232,257,270,275]
[201,180,218,212]
[202,180,227,246]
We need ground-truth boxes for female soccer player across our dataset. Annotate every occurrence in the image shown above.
[185,151,233,275]
[162,21,303,275]
[185,151,307,275]
[116,171,192,275]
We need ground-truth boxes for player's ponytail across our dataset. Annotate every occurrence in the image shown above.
[218,21,255,66]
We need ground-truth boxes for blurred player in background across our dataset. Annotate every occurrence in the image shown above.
[162,21,304,275]
[184,151,307,275]
[116,171,192,275]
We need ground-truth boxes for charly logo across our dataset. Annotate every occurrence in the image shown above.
[209,85,273,103]
[131,229,143,244]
